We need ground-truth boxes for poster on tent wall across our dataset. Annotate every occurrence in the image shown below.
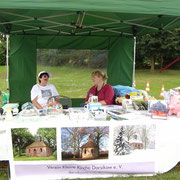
[6,119,157,179]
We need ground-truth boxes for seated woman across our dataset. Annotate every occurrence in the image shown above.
[85,70,114,105]
[31,71,60,109]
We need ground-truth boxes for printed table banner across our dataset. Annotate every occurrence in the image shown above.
[14,162,155,179]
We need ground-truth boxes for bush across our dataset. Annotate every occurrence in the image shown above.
[0,39,6,65]
[53,150,57,157]
[37,49,108,68]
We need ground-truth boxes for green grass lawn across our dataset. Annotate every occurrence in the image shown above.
[14,155,57,161]
[78,166,180,180]
[82,166,180,180]
[0,65,180,99]
[0,170,8,180]
[134,69,180,99]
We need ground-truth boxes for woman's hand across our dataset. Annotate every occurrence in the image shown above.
[99,100,107,105]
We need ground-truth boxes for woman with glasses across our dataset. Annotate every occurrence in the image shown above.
[31,71,59,109]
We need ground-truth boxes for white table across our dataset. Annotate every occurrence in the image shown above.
[0,110,180,179]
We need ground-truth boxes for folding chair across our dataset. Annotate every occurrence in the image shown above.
[60,95,72,109]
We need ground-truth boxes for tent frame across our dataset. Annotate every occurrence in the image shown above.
[5,34,9,103]
[1,10,179,37]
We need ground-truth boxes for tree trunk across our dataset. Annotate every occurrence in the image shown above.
[73,134,76,158]
[160,55,164,69]
[73,128,78,158]
[150,57,155,73]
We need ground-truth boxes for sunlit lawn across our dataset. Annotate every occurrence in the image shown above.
[37,65,96,98]
[134,69,180,99]
[14,155,57,161]
[80,166,180,180]
[0,170,8,180]
[0,65,180,99]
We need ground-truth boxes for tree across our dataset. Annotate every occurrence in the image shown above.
[92,127,109,155]
[62,127,87,158]
[12,128,35,156]
[36,128,56,152]
[0,37,6,65]
[136,28,180,71]
[124,125,136,141]
[61,127,109,158]
[114,126,131,155]
[37,49,108,68]
[137,126,150,150]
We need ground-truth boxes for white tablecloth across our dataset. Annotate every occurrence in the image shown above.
[1,110,180,179]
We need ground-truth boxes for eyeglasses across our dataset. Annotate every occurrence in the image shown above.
[41,74,49,78]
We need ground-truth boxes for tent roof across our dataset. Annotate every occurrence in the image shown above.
[1,0,180,15]
[0,1,180,36]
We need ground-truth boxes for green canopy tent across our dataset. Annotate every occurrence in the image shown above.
[0,0,180,105]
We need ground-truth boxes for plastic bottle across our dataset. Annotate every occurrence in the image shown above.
[5,106,13,121]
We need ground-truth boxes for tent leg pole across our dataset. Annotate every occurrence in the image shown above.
[6,34,9,103]
[132,36,136,87]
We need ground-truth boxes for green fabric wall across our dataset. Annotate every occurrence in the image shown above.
[107,37,134,86]
[9,35,134,105]
[9,35,37,104]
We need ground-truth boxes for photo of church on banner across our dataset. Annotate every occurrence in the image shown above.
[61,126,109,161]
